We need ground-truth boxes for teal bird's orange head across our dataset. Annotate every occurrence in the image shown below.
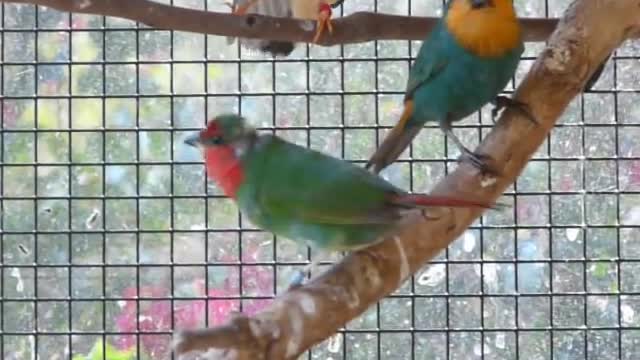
[445,0,521,58]
[184,114,254,198]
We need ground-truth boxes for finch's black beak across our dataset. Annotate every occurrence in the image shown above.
[471,0,493,8]
[184,133,201,148]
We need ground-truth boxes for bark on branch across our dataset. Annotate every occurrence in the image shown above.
[170,0,640,359]
[3,0,636,44]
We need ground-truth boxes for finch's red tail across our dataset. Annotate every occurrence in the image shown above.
[393,194,506,210]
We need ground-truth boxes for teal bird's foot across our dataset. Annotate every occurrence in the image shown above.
[460,150,501,177]
[440,120,501,176]
[491,96,537,125]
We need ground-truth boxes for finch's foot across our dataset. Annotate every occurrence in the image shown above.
[288,260,320,289]
[421,208,446,221]
[360,248,386,264]
[288,270,307,289]
[491,96,537,124]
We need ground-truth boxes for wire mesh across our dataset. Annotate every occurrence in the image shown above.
[1,0,640,359]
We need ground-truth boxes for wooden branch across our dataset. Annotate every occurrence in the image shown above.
[170,0,640,359]
[1,0,626,44]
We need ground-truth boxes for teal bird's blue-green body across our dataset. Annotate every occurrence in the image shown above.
[367,0,529,173]
[409,21,522,126]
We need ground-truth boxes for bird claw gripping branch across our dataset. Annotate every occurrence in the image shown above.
[491,95,538,124]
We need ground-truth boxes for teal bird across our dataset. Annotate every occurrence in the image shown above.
[366,0,535,174]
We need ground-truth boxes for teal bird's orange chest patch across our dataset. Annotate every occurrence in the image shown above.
[445,0,522,58]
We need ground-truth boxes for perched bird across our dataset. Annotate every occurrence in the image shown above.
[226,0,296,56]
[366,0,535,174]
[186,114,502,281]
[226,0,344,56]
[291,0,344,43]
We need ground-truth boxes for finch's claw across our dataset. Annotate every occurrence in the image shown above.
[288,270,307,289]
[287,260,320,289]
[421,208,445,221]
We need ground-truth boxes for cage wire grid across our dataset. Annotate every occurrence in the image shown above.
[1,0,640,359]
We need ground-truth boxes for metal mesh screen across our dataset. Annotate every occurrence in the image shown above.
[1,0,640,359]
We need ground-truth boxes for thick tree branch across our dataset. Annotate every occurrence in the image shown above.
[1,0,626,44]
[170,0,640,359]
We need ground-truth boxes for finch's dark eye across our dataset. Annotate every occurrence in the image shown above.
[211,136,224,145]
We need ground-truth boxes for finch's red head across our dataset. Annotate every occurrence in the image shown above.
[202,120,222,139]
[184,114,253,149]
[184,114,253,198]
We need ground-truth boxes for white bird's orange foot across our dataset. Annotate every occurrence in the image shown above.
[225,0,260,15]
[313,2,334,43]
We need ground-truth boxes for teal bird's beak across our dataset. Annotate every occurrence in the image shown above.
[471,0,494,8]
[184,133,201,148]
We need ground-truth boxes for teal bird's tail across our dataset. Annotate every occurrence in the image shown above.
[366,101,421,174]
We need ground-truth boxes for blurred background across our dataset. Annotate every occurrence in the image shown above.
[1,0,640,359]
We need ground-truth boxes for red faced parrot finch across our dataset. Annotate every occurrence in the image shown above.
[185,114,504,284]
[365,0,536,175]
